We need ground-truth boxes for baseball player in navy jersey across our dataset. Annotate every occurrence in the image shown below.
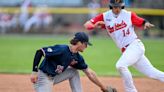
[30,32,117,92]
[84,0,164,92]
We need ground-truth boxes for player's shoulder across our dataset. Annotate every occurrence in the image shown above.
[120,9,133,17]
[54,44,68,48]
[122,9,132,14]
[103,10,113,18]
[103,10,112,15]
[53,44,69,51]
[42,44,68,53]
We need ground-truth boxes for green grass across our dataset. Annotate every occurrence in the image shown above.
[0,34,164,76]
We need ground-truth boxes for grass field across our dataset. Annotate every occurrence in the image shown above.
[0,34,164,76]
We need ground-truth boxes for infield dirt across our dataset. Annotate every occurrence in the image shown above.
[0,74,164,92]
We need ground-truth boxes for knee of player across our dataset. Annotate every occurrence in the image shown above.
[74,69,79,76]
[116,63,128,72]
[70,68,79,76]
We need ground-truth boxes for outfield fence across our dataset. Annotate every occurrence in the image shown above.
[0,7,164,16]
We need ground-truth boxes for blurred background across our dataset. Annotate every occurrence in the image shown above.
[0,0,164,75]
[0,0,163,37]
[0,1,164,92]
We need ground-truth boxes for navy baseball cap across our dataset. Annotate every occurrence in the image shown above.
[74,32,92,46]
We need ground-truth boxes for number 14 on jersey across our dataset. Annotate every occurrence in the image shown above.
[122,29,130,37]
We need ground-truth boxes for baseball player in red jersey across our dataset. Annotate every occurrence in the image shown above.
[84,0,164,92]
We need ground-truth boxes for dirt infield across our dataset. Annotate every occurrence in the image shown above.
[0,74,164,92]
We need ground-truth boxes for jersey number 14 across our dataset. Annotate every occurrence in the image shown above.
[122,29,130,37]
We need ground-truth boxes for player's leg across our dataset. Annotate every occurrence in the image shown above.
[116,39,145,92]
[53,67,82,92]
[133,55,164,82]
[34,70,53,92]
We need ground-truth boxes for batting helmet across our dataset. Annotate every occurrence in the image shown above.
[109,0,125,9]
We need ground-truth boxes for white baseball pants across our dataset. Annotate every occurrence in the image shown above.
[116,39,164,92]
[34,68,82,92]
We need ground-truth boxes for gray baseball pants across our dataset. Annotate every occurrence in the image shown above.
[34,67,82,92]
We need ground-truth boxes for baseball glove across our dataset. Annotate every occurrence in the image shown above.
[105,86,117,92]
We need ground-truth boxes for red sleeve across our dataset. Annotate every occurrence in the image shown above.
[131,12,144,27]
[90,13,104,24]
[90,14,106,29]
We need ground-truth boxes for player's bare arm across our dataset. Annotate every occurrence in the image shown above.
[83,68,109,92]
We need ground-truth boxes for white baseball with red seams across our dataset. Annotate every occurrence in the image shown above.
[87,9,164,92]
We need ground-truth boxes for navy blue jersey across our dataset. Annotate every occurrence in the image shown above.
[39,45,88,77]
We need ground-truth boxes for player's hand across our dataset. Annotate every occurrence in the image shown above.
[101,86,117,92]
[30,72,38,83]
[94,21,105,28]
[144,22,154,30]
